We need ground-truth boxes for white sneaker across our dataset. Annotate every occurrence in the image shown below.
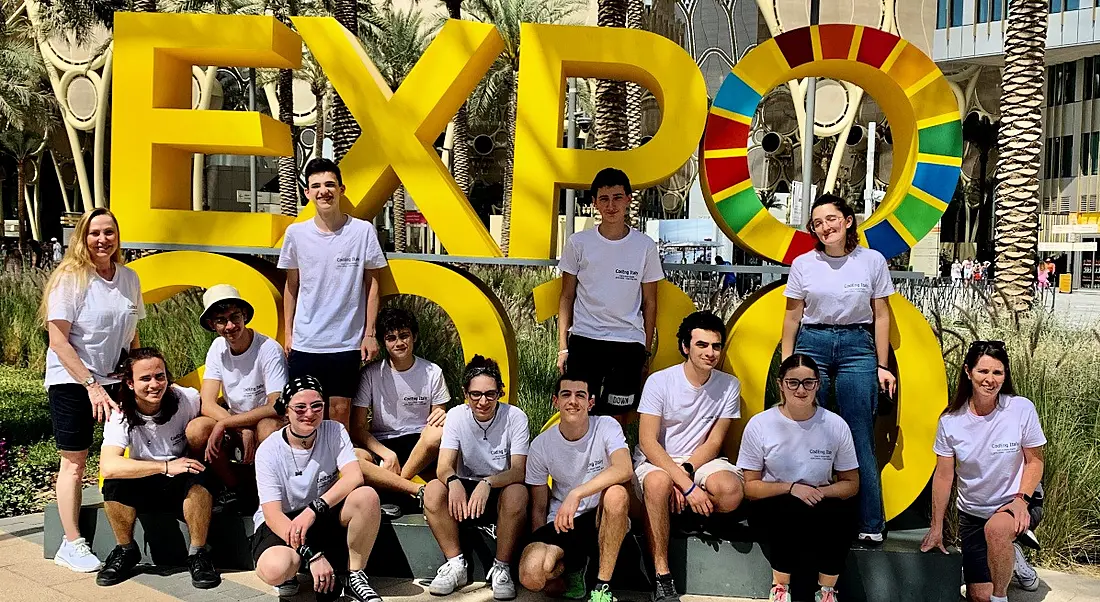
[54,537,103,573]
[1012,542,1040,592]
[487,563,516,601]
[429,558,469,596]
[857,532,884,544]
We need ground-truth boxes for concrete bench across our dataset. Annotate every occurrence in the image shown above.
[44,486,961,601]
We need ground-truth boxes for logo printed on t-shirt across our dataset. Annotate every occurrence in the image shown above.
[809,448,833,461]
[335,256,361,268]
[586,458,606,476]
[990,441,1020,455]
[613,268,640,282]
[402,395,428,407]
[318,471,338,489]
[843,282,870,291]
[490,447,508,459]
[244,384,265,398]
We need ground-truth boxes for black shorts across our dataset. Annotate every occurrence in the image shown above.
[251,502,347,568]
[565,334,647,416]
[455,478,502,526]
[959,499,1043,584]
[288,350,361,399]
[102,471,213,514]
[377,433,436,476]
[528,509,599,570]
[49,384,97,452]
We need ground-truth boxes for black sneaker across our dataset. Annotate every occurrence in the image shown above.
[653,574,680,602]
[187,548,221,589]
[96,545,141,586]
[345,569,383,602]
[213,489,238,514]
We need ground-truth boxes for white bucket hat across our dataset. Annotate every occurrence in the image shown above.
[200,284,255,331]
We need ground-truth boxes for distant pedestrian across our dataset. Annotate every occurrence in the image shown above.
[951,260,963,285]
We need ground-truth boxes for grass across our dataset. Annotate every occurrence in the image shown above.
[0,264,1096,568]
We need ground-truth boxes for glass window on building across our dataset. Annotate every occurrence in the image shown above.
[1051,0,1063,13]
[937,0,947,28]
[1062,135,1074,178]
[1067,0,1080,9]
[1082,132,1097,176]
[1086,58,1095,101]
[1045,137,1058,178]
[951,0,964,25]
[978,0,990,22]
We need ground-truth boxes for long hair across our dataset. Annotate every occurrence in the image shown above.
[776,353,820,406]
[808,194,859,254]
[38,208,125,326]
[945,342,1015,414]
[118,348,180,431]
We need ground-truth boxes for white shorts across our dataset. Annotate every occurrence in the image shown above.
[633,456,743,497]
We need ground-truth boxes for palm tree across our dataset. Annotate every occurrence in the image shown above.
[624,0,643,227]
[438,0,472,196]
[992,0,1046,310]
[594,0,628,153]
[465,0,585,255]
[360,4,432,251]
[329,0,359,161]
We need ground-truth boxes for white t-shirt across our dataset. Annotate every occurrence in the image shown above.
[353,357,451,441]
[253,420,359,529]
[102,385,202,461]
[441,403,530,480]
[785,246,894,325]
[634,363,741,465]
[44,265,145,387]
[933,395,1047,519]
[558,227,664,345]
[203,332,287,414]
[278,217,388,353]
[736,406,859,487]
[525,416,628,522]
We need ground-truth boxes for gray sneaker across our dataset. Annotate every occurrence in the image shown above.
[653,574,680,602]
[429,559,469,596]
[487,563,516,601]
[273,577,299,597]
[54,537,103,573]
[1012,542,1039,592]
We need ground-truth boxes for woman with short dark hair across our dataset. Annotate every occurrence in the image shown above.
[921,342,1045,602]
[739,354,859,602]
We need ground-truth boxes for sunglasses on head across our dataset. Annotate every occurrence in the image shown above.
[968,340,1006,352]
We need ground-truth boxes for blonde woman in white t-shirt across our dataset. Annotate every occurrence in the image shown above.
[780,194,894,545]
[738,354,859,602]
[38,208,144,574]
[921,342,1046,602]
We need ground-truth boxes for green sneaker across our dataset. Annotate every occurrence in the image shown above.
[588,583,615,602]
[561,559,588,600]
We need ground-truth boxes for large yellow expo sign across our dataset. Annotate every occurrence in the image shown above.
[113,14,956,521]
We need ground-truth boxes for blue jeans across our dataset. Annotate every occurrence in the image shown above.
[795,325,885,535]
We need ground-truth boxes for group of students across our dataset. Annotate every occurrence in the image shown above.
[39,158,1046,602]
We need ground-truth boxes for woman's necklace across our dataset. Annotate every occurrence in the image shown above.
[285,428,317,476]
[475,409,499,440]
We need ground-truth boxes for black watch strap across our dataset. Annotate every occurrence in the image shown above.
[682,462,695,476]
[446,474,462,484]
[309,498,330,516]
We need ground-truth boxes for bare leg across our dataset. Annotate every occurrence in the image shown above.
[182,485,213,548]
[641,470,674,575]
[257,417,283,442]
[256,546,300,586]
[400,426,442,481]
[57,450,88,541]
[495,484,529,563]
[340,486,381,571]
[423,480,462,558]
[518,542,566,593]
[329,397,352,432]
[356,448,421,496]
[186,417,235,487]
[966,583,993,602]
[103,501,138,546]
[984,513,1016,598]
[596,485,630,582]
[703,471,744,513]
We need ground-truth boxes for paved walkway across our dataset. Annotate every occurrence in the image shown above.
[1,514,1097,602]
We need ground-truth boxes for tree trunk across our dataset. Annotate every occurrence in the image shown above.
[625,0,644,228]
[444,0,471,195]
[133,0,157,11]
[501,71,517,256]
[277,67,299,216]
[15,159,27,260]
[993,0,1046,310]
[313,85,326,160]
[595,0,629,153]
[332,0,359,162]
[393,186,407,252]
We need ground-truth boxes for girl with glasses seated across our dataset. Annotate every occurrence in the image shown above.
[737,354,860,602]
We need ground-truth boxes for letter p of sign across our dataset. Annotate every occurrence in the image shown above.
[111,13,301,247]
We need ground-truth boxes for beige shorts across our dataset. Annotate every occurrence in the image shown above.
[633,456,743,497]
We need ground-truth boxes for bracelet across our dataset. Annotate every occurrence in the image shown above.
[789,482,796,494]
[683,483,697,496]
[480,478,491,488]
[164,460,169,476]
[558,349,569,355]
[878,364,891,372]
[308,551,324,565]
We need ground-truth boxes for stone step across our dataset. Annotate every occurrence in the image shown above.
[44,487,961,601]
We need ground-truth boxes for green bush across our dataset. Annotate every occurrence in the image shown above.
[0,364,51,446]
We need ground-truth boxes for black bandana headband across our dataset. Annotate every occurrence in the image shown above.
[275,375,325,416]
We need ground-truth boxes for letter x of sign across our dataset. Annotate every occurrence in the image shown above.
[292,18,505,257]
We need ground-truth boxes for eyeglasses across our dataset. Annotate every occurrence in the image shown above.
[289,401,325,415]
[466,390,501,402]
[782,378,820,391]
[968,340,1006,352]
[211,312,245,328]
[383,332,412,343]
[810,215,844,231]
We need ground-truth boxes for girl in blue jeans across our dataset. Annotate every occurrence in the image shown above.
[780,195,897,544]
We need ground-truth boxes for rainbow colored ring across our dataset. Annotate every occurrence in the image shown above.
[700,25,962,265]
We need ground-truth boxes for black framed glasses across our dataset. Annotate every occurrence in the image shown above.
[782,378,820,391]
[466,390,501,402]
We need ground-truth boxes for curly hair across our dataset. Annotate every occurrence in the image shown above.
[676,311,727,358]
[808,194,859,254]
[463,354,503,392]
[117,348,180,432]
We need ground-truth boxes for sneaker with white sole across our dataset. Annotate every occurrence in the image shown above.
[487,563,516,601]
[346,569,383,602]
[1012,542,1040,592]
[769,584,790,602]
[54,537,103,573]
[429,558,469,596]
[273,577,300,597]
[857,532,884,546]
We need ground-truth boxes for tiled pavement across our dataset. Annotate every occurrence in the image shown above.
[2,514,1097,602]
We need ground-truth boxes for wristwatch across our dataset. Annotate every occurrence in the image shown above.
[309,498,330,516]
[681,462,695,477]
[446,475,462,485]
[82,374,96,387]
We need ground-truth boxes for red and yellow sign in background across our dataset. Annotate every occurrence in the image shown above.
[113,14,956,520]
